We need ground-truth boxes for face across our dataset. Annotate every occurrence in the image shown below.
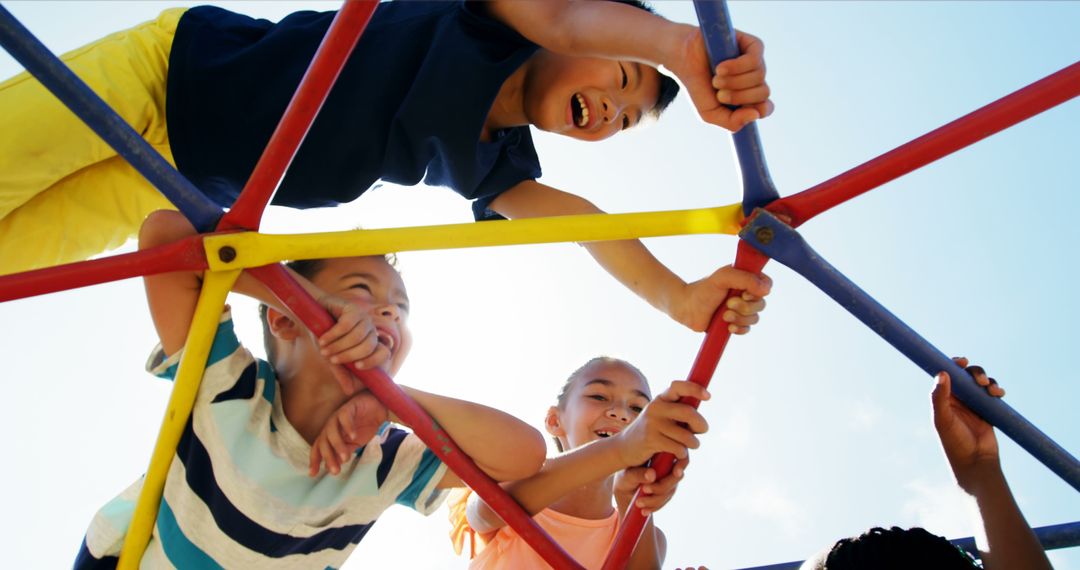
[522,51,662,142]
[547,360,652,451]
[309,256,412,376]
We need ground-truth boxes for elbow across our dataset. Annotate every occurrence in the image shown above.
[492,426,547,482]
[139,210,196,251]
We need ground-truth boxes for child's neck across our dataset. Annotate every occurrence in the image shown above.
[550,475,617,520]
[481,62,529,142]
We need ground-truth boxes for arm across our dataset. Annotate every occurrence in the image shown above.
[932,361,1051,570]
[310,387,546,484]
[468,380,709,561]
[484,1,772,130]
[489,181,772,332]
[396,387,546,487]
[139,210,205,355]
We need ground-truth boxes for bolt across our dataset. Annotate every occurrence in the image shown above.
[755,226,774,245]
[218,246,237,263]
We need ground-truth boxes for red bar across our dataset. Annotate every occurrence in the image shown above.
[0,236,207,302]
[771,60,1080,227]
[218,0,378,232]
[246,264,583,570]
[603,241,770,570]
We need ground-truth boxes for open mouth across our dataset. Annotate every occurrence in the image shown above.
[571,92,589,128]
[375,328,396,355]
[594,429,618,438]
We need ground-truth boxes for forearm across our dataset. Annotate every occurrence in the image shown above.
[397,387,545,482]
[581,239,685,317]
[489,182,686,318]
[488,0,691,69]
[961,463,1051,570]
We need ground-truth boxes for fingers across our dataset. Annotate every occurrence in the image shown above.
[716,30,764,77]
[716,83,771,107]
[658,380,711,405]
[966,364,1005,398]
[724,293,767,335]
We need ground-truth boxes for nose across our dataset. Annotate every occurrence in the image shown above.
[600,94,623,125]
[377,303,400,322]
[605,404,631,423]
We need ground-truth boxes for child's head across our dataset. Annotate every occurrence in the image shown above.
[260,254,411,377]
[545,357,651,453]
[520,1,679,142]
[800,526,979,570]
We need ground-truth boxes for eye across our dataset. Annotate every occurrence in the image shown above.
[396,302,410,313]
[621,115,630,130]
[619,63,628,89]
[587,394,607,402]
[349,283,373,293]
[630,405,644,414]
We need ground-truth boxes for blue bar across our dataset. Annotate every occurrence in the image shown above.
[692,0,779,215]
[0,4,223,232]
[737,521,1080,569]
[739,210,1080,492]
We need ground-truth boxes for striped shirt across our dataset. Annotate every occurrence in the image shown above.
[78,310,448,569]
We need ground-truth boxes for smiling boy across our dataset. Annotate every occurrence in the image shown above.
[0,0,772,332]
[75,210,546,568]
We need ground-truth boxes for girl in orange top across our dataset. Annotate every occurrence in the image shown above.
[448,352,756,569]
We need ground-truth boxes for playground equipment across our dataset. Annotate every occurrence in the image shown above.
[0,0,1076,567]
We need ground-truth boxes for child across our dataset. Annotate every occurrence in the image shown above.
[74,209,547,568]
[801,359,1052,570]
[0,1,772,333]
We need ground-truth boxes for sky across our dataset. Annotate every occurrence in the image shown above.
[1,1,1078,569]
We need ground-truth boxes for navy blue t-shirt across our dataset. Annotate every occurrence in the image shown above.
[166,2,541,220]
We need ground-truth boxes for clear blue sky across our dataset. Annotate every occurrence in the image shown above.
[1,2,1077,568]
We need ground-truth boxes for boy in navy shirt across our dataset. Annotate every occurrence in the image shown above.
[0,1,773,331]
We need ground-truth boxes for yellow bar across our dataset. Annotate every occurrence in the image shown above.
[117,269,241,569]
[205,204,744,270]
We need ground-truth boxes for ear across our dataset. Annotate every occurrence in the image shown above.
[266,307,301,342]
[544,406,565,438]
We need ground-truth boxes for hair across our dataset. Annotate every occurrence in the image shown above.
[258,254,399,363]
[819,527,979,570]
[550,356,648,452]
[609,0,680,119]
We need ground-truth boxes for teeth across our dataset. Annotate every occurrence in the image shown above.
[575,93,589,127]
[377,332,394,352]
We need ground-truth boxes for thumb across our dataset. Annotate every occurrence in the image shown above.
[931,371,952,426]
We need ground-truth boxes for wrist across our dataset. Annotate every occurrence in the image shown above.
[657,23,697,72]
[954,458,1005,496]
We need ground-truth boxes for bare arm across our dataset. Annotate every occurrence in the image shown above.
[484,0,689,69]
[932,364,1051,570]
[489,181,772,331]
[139,210,204,355]
[388,387,546,488]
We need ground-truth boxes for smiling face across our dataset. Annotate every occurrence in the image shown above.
[308,255,412,376]
[521,51,662,142]
[546,358,652,452]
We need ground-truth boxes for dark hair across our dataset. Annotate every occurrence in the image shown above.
[822,527,979,570]
[608,0,680,119]
[551,356,648,452]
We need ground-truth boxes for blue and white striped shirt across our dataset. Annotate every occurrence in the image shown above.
[78,310,447,569]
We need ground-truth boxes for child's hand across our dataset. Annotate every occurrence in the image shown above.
[615,381,709,467]
[614,455,689,518]
[318,295,392,394]
[309,391,389,477]
[932,357,1006,492]
[665,27,773,132]
[674,266,771,333]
